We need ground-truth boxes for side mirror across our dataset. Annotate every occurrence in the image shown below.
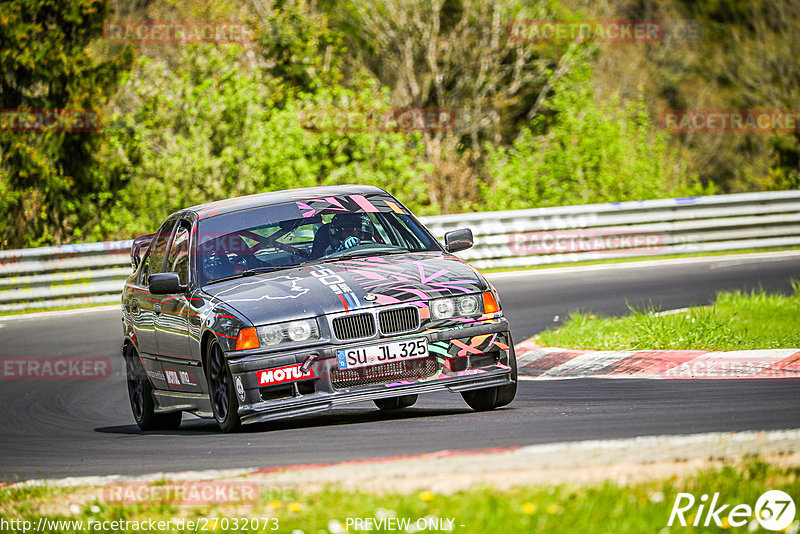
[149,273,186,295]
[444,228,473,253]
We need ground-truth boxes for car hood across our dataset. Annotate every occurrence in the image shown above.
[201,252,488,326]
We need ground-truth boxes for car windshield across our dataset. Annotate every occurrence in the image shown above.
[195,193,441,285]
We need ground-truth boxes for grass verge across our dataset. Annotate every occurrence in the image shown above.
[534,284,800,351]
[0,460,797,533]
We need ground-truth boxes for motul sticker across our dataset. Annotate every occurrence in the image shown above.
[257,364,314,386]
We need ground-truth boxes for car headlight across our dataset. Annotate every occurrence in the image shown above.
[430,298,456,319]
[257,319,320,347]
[287,320,314,342]
[259,324,283,346]
[457,295,480,316]
[430,295,482,319]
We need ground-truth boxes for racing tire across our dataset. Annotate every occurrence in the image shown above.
[374,394,418,411]
[206,338,241,433]
[125,346,182,431]
[461,347,518,411]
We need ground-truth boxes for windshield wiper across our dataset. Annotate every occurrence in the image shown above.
[300,248,411,268]
[205,273,247,285]
[333,249,410,261]
[205,265,292,285]
[241,265,292,276]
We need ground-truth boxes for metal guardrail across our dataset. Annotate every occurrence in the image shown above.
[423,190,800,269]
[0,241,133,311]
[1,191,799,311]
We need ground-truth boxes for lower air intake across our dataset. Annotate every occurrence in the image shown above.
[330,357,439,389]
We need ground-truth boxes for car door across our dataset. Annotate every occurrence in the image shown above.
[131,217,177,359]
[154,218,202,393]
[126,217,177,392]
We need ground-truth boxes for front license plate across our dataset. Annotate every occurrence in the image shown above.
[337,338,428,370]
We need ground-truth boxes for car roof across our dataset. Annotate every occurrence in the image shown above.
[183,184,390,219]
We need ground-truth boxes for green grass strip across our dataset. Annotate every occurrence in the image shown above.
[1,460,798,532]
[534,283,800,351]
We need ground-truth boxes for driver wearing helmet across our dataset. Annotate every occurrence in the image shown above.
[329,212,374,251]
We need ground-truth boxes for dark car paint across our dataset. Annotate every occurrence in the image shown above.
[201,252,488,327]
[121,185,515,424]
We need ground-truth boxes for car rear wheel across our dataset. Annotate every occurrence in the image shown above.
[125,346,182,431]
[461,348,518,411]
[374,394,418,411]
[207,338,241,433]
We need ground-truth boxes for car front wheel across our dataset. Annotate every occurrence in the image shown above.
[461,349,518,411]
[206,338,241,433]
[374,394,418,411]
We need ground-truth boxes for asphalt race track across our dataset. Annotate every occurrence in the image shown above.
[1,253,799,481]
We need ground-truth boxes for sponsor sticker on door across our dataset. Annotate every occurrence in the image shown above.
[164,369,181,387]
[179,371,196,386]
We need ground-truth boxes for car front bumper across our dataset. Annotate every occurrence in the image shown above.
[227,319,515,424]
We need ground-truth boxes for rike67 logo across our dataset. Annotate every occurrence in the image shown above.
[669,490,796,531]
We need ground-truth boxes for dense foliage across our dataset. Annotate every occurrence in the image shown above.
[0,0,796,247]
[98,47,432,239]
[0,0,132,246]
[483,64,712,209]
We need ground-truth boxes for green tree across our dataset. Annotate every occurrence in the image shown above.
[257,0,347,100]
[321,0,588,212]
[98,45,432,240]
[482,64,711,210]
[0,0,132,248]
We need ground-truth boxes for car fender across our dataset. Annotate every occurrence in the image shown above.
[200,302,252,354]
